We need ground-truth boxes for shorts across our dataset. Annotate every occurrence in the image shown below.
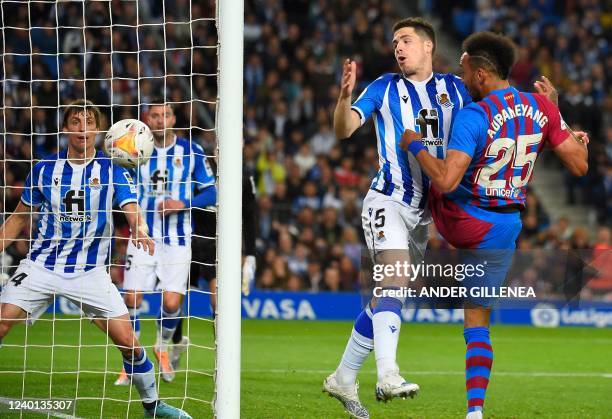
[122,240,191,294]
[0,259,128,323]
[361,189,430,264]
[429,187,522,307]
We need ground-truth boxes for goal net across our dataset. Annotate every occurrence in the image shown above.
[0,0,242,417]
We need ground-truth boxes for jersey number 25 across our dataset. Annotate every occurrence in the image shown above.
[476,133,542,189]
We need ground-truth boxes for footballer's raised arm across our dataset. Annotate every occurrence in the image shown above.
[333,59,361,139]
[535,94,588,177]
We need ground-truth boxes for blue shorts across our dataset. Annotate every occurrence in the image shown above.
[430,190,522,307]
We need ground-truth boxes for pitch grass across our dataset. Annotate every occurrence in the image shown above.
[1,318,611,418]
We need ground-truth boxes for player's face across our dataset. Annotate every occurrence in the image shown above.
[460,54,482,101]
[63,111,98,154]
[148,105,176,140]
[393,27,432,77]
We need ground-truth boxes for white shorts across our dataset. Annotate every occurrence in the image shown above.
[0,259,128,323]
[361,189,430,264]
[122,240,191,295]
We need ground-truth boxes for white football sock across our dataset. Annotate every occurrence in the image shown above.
[372,311,401,381]
[336,329,373,387]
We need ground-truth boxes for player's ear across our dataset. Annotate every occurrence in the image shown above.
[424,39,433,55]
[476,68,487,85]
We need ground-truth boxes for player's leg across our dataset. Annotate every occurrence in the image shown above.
[77,269,190,418]
[370,200,426,402]
[460,210,521,419]
[371,248,419,402]
[0,261,53,345]
[116,241,157,385]
[324,190,395,418]
[154,244,191,382]
[0,303,27,342]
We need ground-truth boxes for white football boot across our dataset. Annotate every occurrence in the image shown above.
[322,372,369,419]
[375,367,419,402]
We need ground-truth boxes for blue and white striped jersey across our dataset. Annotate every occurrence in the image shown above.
[134,136,215,246]
[352,73,472,208]
[22,150,138,274]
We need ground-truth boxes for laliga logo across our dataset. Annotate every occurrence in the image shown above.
[113,125,139,157]
[530,303,560,328]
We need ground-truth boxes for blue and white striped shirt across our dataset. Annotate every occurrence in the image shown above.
[352,73,471,208]
[134,136,215,246]
[22,150,137,274]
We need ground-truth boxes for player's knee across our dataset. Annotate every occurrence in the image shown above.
[123,291,142,309]
[162,293,182,313]
[464,306,491,328]
[163,301,180,313]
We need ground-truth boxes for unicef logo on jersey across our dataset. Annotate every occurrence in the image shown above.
[60,190,92,223]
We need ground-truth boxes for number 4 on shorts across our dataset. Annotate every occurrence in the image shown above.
[10,272,27,287]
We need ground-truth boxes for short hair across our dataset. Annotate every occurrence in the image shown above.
[392,17,436,55]
[62,99,102,129]
[148,96,174,113]
[462,31,517,80]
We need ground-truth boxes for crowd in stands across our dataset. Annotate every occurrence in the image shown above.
[0,0,609,298]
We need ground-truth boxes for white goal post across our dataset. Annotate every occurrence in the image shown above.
[215,0,243,417]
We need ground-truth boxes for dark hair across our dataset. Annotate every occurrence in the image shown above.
[62,99,102,129]
[148,96,174,113]
[462,31,517,79]
[392,17,436,55]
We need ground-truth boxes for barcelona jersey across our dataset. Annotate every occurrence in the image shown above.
[445,86,569,209]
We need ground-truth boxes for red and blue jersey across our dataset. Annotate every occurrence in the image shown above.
[445,86,569,209]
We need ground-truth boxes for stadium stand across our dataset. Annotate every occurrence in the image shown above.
[1,0,609,297]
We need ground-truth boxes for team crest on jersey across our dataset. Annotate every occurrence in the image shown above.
[377,230,386,241]
[436,93,453,108]
[89,177,101,190]
[173,157,183,168]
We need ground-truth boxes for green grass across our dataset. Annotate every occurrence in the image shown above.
[1,318,611,418]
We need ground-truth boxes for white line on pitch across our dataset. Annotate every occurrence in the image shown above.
[0,397,83,419]
[240,369,612,378]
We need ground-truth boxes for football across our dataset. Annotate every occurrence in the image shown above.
[104,119,154,169]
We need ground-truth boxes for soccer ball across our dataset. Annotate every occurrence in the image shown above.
[104,119,154,169]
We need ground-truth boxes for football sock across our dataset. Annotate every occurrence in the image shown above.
[123,348,157,403]
[156,307,181,351]
[172,316,183,344]
[372,295,403,381]
[336,304,374,387]
[464,327,493,415]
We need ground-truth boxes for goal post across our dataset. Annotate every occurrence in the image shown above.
[215,0,243,417]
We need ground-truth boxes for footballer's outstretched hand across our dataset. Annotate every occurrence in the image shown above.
[339,59,357,100]
[534,76,558,105]
[400,128,423,151]
[132,225,155,256]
